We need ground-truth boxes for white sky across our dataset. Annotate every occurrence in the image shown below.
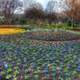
[36,0,67,12]
[36,0,48,8]
[15,0,67,14]
[23,0,64,8]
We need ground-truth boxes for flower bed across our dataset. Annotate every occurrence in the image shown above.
[71,28,80,32]
[25,31,80,41]
[0,25,26,35]
[0,28,26,35]
[0,31,80,80]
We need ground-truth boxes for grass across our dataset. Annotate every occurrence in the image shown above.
[25,22,74,30]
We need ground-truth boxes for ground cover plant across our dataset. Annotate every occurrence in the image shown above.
[0,30,79,80]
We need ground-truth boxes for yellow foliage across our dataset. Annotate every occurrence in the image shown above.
[0,28,25,35]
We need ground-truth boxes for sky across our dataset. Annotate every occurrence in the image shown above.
[36,0,48,8]
[22,0,66,9]
[15,0,67,14]
[29,0,67,12]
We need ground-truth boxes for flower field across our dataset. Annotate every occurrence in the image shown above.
[0,30,80,80]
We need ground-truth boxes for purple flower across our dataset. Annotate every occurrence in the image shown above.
[0,75,2,80]
[67,64,72,68]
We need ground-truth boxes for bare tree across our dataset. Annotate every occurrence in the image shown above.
[46,0,56,14]
[2,0,26,24]
[65,0,80,27]
[2,0,18,24]
[45,0,57,24]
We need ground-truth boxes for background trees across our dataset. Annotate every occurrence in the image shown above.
[25,0,58,25]
[0,0,79,27]
[65,0,80,20]
[25,2,44,20]
[65,0,80,27]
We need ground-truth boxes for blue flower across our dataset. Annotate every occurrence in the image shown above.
[4,63,8,69]
[67,64,72,68]
[77,65,80,72]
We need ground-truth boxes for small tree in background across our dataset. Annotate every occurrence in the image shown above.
[3,0,18,24]
[25,2,44,21]
[45,0,57,24]
[65,0,80,27]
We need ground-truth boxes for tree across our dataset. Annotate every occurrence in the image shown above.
[2,0,26,24]
[65,0,80,27]
[2,0,18,24]
[25,2,44,20]
[46,0,56,14]
[45,0,57,24]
